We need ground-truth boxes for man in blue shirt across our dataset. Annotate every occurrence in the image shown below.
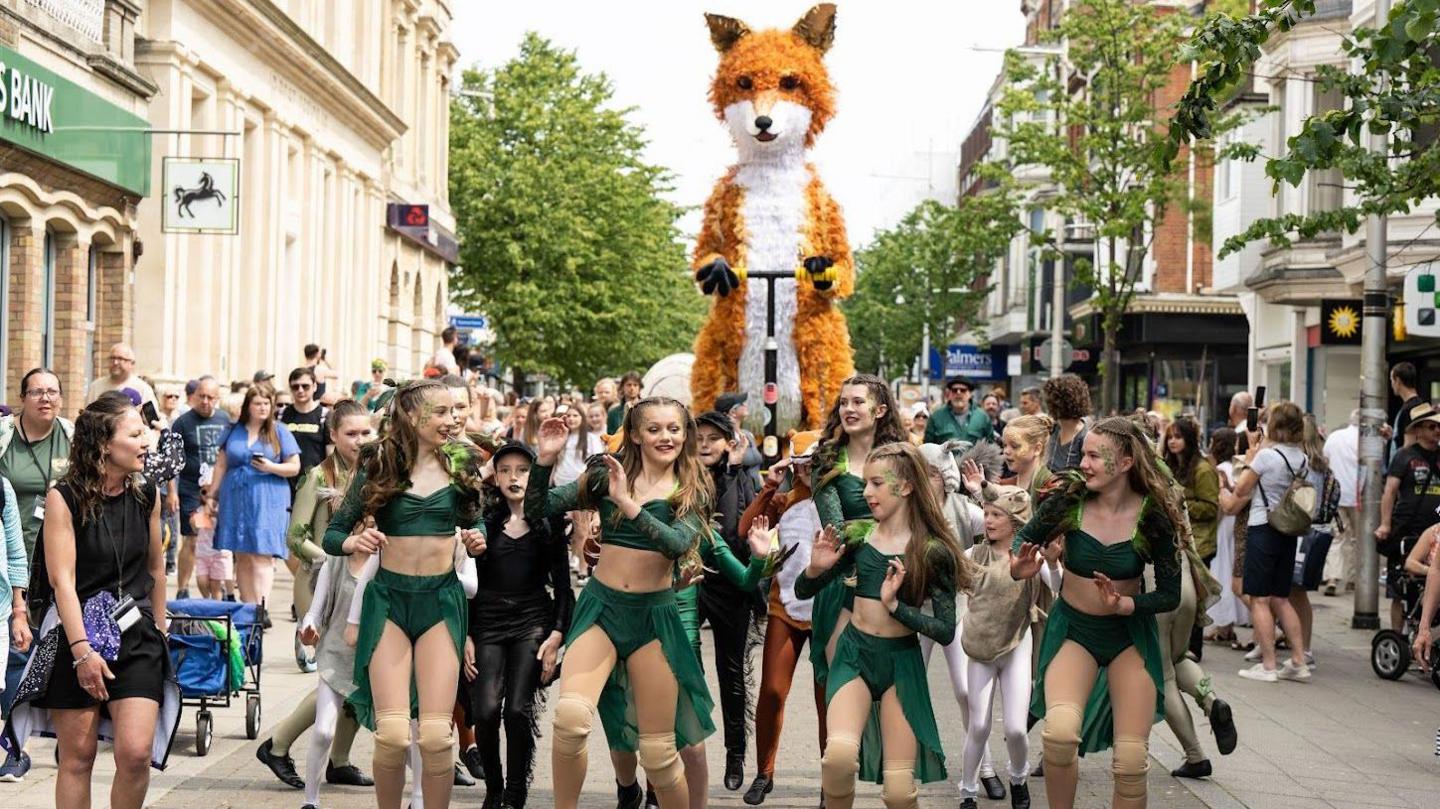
[171,377,231,599]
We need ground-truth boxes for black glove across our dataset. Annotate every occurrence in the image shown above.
[802,255,836,291]
[695,256,740,297]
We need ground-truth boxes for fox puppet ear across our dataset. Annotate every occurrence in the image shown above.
[792,3,837,54]
[704,12,751,53]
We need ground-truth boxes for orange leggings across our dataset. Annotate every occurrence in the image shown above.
[755,608,827,777]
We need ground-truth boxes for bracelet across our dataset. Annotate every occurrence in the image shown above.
[72,650,95,669]
[69,638,90,649]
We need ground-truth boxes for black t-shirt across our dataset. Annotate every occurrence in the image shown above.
[54,481,156,602]
[1394,395,1424,454]
[280,404,329,477]
[172,408,232,506]
[1386,444,1440,537]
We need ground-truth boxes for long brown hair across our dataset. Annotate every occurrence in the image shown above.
[235,384,281,455]
[1162,416,1202,487]
[318,399,369,490]
[357,380,480,523]
[815,374,908,487]
[1086,416,1189,555]
[865,442,973,602]
[60,392,145,522]
[578,397,713,559]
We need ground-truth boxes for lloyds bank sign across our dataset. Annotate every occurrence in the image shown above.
[0,59,54,133]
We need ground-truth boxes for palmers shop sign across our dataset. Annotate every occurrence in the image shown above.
[0,60,54,134]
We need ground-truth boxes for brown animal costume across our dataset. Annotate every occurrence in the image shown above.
[691,4,855,432]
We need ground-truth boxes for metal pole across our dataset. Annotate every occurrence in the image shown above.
[1354,0,1391,630]
[763,273,780,465]
[922,321,932,404]
[1051,258,1065,376]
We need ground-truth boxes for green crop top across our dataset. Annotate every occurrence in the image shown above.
[1012,488,1181,616]
[794,521,957,645]
[524,462,706,560]
[813,447,872,530]
[322,467,481,556]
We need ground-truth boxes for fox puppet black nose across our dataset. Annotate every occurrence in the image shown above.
[754,115,773,131]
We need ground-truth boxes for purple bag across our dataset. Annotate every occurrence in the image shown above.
[80,591,123,662]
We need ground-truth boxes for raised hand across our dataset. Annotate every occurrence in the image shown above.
[764,457,792,488]
[802,255,836,291]
[695,256,740,297]
[879,558,907,612]
[1010,542,1044,580]
[536,417,569,464]
[747,515,774,559]
[808,524,844,575]
[960,458,985,496]
[601,455,633,511]
[1093,572,1131,615]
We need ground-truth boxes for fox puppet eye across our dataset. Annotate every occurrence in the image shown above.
[736,75,753,90]
[779,75,800,90]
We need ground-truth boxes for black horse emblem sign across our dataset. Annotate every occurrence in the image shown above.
[173,172,227,218]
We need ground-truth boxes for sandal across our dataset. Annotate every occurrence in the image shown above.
[1230,640,1255,652]
[1205,630,1235,644]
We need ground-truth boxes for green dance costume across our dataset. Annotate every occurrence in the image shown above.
[322,468,479,730]
[525,462,717,752]
[1012,485,1182,755]
[796,521,958,783]
[809,448,871,686]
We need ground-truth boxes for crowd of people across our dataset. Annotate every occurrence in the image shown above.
[0,335,1435,809]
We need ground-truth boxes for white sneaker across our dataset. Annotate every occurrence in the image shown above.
[1238,663,1278,682]
[1244,645,1262,662]
[1279,661,1312,682]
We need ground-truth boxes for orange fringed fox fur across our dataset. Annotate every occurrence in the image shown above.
[690,4,854,433]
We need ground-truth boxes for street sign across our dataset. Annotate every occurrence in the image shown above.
[1404,265,1440,338]
[388,203,429,229]
[1320,299,1363,345]
[1036,337,1075,371]
[162,157,239,234]
[450,314,488,330]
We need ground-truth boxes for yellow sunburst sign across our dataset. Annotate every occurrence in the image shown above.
[1321,300,1363,345]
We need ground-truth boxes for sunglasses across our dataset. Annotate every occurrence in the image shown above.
[290,383,313,391]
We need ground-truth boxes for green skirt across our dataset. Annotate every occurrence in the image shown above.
[351,568,467,731]
[807,578,853,687]
[826,624,947,784]
[570,578,715,754]
[1029,598,1164,756]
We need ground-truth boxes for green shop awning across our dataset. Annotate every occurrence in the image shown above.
[0,44,150,196]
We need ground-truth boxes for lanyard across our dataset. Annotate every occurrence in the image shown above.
[95,492,130,599]
[17,419,57,489]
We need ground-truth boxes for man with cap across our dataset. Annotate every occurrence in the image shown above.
[717,391,763,485]
[253,369,276,387]
[1377,401,1440,630]
[925,376,994,446]
[692,408,761,791]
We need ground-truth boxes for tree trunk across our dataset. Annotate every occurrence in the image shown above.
[511,366,526,399]
[1101,325,1121,416]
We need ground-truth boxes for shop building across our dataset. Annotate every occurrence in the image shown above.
[0,0,153,409]
[134,0,458,389]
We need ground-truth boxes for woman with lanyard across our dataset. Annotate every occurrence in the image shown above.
[808,374,910,688]
[1010,417,1185,809]
[8,392,180,809]
[0,369,74,560]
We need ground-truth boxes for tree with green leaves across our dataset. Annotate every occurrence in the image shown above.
[846,194,1020,379]
[448,33,704,390]
[1174,0,1440,257]
[992,0,1191,414]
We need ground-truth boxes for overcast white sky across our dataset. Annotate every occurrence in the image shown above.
[449,2,1026,248]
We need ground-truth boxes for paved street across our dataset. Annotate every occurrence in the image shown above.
[3,569,1436,808]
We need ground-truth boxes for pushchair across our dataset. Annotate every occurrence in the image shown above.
[1371,573,1440,689]
[167,598,265,755]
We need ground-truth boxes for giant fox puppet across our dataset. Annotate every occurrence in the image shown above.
[691,4,855,433]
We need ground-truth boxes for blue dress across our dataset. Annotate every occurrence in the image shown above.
[213,423,301,557]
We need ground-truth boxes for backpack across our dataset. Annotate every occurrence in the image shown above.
[1313,469,1341,526]
[1257,449,1317,537]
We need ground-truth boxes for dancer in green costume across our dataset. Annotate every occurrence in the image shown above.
[526,399,715,809]
[1009,417,1185,809]
[321,380,488,809]
[800,442,974,809]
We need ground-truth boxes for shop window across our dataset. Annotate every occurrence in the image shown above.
[42,230,56,367]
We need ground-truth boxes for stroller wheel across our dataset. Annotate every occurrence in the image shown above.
[1371,630,1410,680]
[196,710,213,756]
[246,694,262,740]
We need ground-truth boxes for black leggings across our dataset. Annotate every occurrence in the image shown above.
[698,582,755,756]
[471,635,545,802]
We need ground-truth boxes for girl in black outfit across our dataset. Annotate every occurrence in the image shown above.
[10,392,178,809]
[463,442,574,809]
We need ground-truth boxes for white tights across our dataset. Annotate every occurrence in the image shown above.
[959,633,1033,798]
[303,685,428,809]
[920,623,996,780]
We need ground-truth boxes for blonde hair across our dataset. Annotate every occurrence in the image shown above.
[1004,413,1055,465]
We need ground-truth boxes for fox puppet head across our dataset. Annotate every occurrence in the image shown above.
[705,4,838,155]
